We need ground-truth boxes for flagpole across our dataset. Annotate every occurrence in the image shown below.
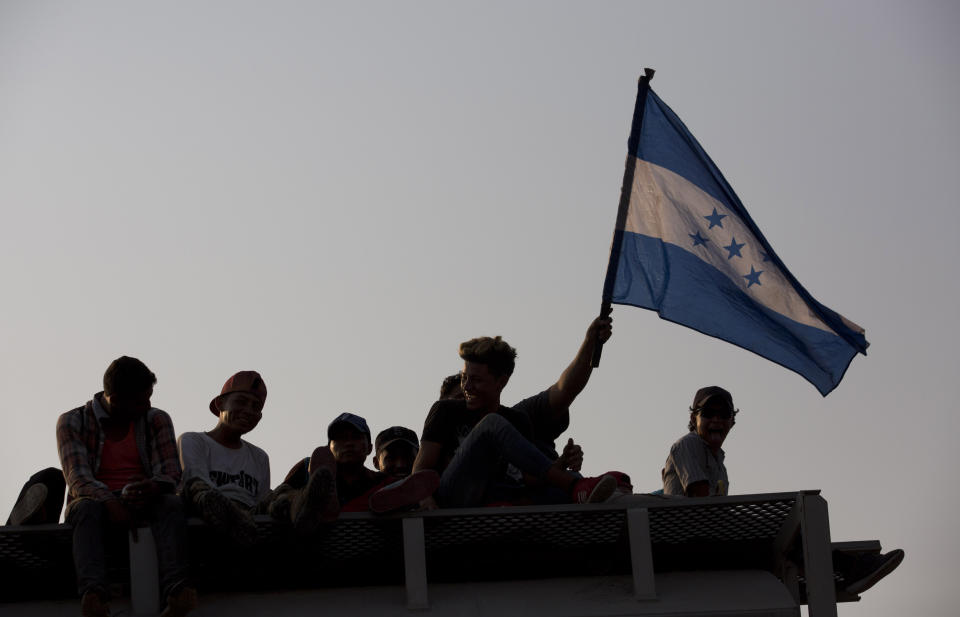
[592,68,655,368]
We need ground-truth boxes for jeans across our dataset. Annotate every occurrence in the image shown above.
[437,413,555,508]
[66,494,190,599]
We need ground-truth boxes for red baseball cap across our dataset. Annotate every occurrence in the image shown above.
[209,371,267,416]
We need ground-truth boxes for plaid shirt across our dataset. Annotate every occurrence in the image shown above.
[56,393,182,512]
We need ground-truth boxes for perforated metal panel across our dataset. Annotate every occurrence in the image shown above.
[648,496,797,544]
[424,508,627,550]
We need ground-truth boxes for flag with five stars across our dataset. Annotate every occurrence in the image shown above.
[601,79,868,395]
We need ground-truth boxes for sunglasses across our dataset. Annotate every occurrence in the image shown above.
[697,407,733,420]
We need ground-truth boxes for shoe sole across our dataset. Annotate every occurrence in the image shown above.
[585,475,617,503]
[10,483,48,526]
[844,549,905,595]
[198,491,258,547]
[368,470,440,514]
[292,468,339,535]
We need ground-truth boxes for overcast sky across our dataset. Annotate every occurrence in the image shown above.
[1,2,957,615]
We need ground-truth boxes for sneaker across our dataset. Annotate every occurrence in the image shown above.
[602,471,633,494]
[10,483,48,525]
[196,489,258,548]
[571,474,617,504]
[368,470,440,514]
[159,584,198,617]
[266,486,294,521]
[842,549,905,595]
[80,588,109,617]
[291,450,339,535]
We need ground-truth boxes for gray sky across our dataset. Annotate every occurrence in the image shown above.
[1,1,957,614]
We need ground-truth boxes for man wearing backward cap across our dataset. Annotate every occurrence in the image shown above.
[178,371,272,548]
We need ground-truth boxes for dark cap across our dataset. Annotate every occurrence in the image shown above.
[692,386,734,411]
[210,371,267,416]
[327,412,371,441]
[374,426,419,456]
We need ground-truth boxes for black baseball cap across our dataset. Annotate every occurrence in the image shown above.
[692,386,734,411]
[374,426,419,456]
[327,412,371,441]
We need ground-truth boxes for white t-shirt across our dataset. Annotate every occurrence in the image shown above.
[178,432,271,507]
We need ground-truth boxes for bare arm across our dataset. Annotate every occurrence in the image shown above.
[546,315,613,412]
[412,440,443,510]
[412,440,443,473]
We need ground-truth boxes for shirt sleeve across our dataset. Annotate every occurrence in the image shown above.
[670,434,708,492]
[421,400,449,445]
[147,409,182,490]
[514,390,569,442]
[255,445,271,500]
[178,432,212,490]
[57,409,113,503]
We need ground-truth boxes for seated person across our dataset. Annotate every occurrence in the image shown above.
[6,467,66,525]
[662,385,735,497]
[439,373,465,401]
[276,414,437,532]
[414,333,619,509]
[663,386,904,596]
[57,356,195,617]
[178,371,271,548]
[439,316,612,462]
[372,426,421,478]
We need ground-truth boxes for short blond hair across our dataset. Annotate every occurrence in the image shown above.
[458,336,517,378]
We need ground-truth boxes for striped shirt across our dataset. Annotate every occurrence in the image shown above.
[56,393,181,513]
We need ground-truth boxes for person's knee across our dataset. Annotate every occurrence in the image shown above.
[474,413,511,437]
[67,499,106,525]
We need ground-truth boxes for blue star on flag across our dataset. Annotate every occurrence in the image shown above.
[759,251,771,262]
[723,237,746,259]
[743,265,763,288]
[704,208,727,229]
[689,231,710,247]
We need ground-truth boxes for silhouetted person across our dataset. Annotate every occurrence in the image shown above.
[57,356,195,617]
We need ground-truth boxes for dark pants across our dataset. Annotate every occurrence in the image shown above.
[66,494,190,599]
[6,467,66,525]
[436,413,555,508]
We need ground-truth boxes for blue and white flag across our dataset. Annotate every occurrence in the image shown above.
[602,80,868,395]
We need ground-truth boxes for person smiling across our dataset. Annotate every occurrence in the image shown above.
[662,386,736,497]
[178,371,271,548]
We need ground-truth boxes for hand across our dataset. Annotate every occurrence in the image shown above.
[418,495,438,511]
[121,479,160,509]
[587,315,613,346]
[560,438,584,472]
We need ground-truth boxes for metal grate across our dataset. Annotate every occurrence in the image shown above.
[424,508,627,550]
[649,497,796,544]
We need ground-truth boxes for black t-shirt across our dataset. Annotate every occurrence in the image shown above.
[421,398,535,474]
[511,390,569,460]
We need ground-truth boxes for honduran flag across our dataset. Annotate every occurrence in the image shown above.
[600,72,868,395]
